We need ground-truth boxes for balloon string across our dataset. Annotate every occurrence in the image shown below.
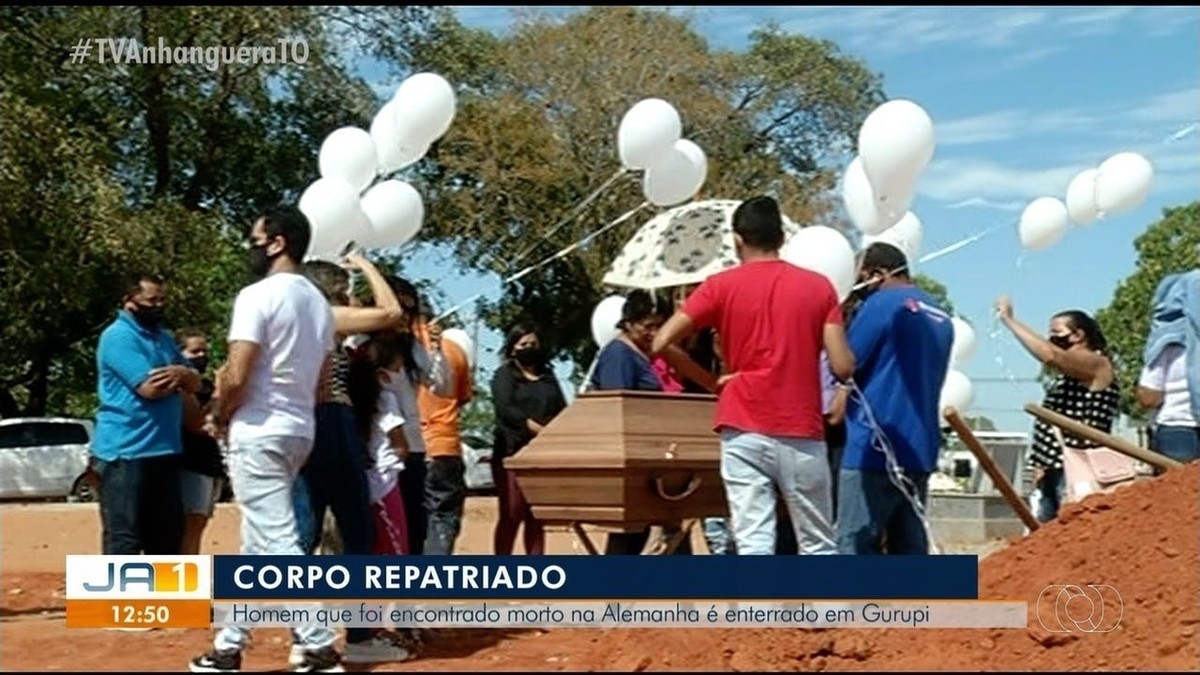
[507,168,632,270]
[433,201,650,324]
[849,218,1012,292]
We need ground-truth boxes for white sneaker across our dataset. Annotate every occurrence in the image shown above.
[342,635,414,664]
[289,644,305,668]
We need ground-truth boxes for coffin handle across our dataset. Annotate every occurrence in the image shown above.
[655,475,702,502]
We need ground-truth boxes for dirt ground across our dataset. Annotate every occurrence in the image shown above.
[0,497,1013,672]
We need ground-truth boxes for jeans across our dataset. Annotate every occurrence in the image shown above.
[720,431,836,555]
[703,518,736,555]
[1033,467,1065,523]
[401,455,429,556]
[292,403,374,645]
[424,456,466,555]
[1153,425,1200,467]
[837,468,931,555]
[96,454,184,555]
[214,436,335,653]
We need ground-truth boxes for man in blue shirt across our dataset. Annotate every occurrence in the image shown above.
[839,243,953,555]
[92,273,200,555]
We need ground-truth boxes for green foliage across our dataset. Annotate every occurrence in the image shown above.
[1096,202,1200,417]
[0,6,443,417]
[912,273,956,316]
[410,7,885,370]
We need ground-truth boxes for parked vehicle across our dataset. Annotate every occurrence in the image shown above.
[0,417,95,502]
[462,434,495,494]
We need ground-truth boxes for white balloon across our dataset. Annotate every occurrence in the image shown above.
[949,317,978,367]
[618,98,683,170]
[1018,197,1069,251]
[1064,168,1100,226]
[392,72,457,145]
[858,99,935,215]
[370,101,430,174]
[1094,152,1154,216]
[360,179,424,249]
[780,225,857,302]
[939,368,975,414]
[864,211,924,263]
[318,127,378,193]
[642,139,707,207]
[591,296,627,348]
[441,328,476,369]
[299,178,369,258]
[842,156,900,235]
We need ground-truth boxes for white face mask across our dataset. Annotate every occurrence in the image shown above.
[343,334,369,352]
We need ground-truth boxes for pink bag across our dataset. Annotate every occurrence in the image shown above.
[1055,428,1137,502]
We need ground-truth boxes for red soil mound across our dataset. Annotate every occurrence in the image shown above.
[569,463,1200,671]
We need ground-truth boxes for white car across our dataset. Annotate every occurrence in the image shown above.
[462,434,495,494]
[0,417,96,502]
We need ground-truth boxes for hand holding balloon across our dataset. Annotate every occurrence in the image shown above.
[994,295,1014,321]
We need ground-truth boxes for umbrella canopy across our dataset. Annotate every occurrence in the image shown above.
[601,199,801,290]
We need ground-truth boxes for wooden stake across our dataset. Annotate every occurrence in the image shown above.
[944,407,1041,532]
[1024,403,1184,471]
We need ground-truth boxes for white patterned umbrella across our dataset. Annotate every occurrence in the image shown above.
[601,199,801,290]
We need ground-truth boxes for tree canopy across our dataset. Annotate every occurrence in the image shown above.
[0,6,448,416]
[1096,201,1199,417]
[410,7,886,369]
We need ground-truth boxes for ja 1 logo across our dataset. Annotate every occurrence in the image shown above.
[83,561,198,592]
[1036,584,1123,633]
[66,555,212,600]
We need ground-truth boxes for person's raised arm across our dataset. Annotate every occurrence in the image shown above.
[996,296,1106,385]
[332,253,405,335]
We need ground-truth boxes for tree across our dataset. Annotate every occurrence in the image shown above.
[410,7,884,370]
[0,6,443,416]
[1096,202,1200,417]
[912,273,955,316]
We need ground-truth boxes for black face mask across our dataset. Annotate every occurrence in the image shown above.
[129,303,165,329]
[187,356,209,373]
[1048,334,1074,350]
[249,243,281,278]
[849,275,881,303]
[513,347,545,369]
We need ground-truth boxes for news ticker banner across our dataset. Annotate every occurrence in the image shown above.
[65,554,1028,630]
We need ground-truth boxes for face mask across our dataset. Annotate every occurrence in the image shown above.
[1048,334,1074,350]
[187,356,208,373]
[513,346,545,368]
[249,243,280,278]
[129,303,165,329]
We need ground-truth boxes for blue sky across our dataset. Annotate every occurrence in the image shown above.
[379,6,1200,432]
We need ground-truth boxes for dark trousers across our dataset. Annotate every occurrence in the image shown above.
[424,456,466,555]
[605,527,694,555]
[96,454,184,555]
[401,456,429,556]
[292,403,374,645]
[837,468,931,555]
[777,420,845,555]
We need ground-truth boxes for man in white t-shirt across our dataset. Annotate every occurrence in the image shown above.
[190,206,342,674]
[1138,343,1198,467]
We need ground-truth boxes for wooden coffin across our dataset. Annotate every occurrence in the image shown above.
[503,390,728,527]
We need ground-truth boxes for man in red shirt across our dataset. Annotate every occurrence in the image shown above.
[652,196,855,555]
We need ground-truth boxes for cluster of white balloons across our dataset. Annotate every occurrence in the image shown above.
[1019,151,1155,251]
[940,317,978,415]
[842,99,937,264]
[299,72,459,258]
[617,98,708,208]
